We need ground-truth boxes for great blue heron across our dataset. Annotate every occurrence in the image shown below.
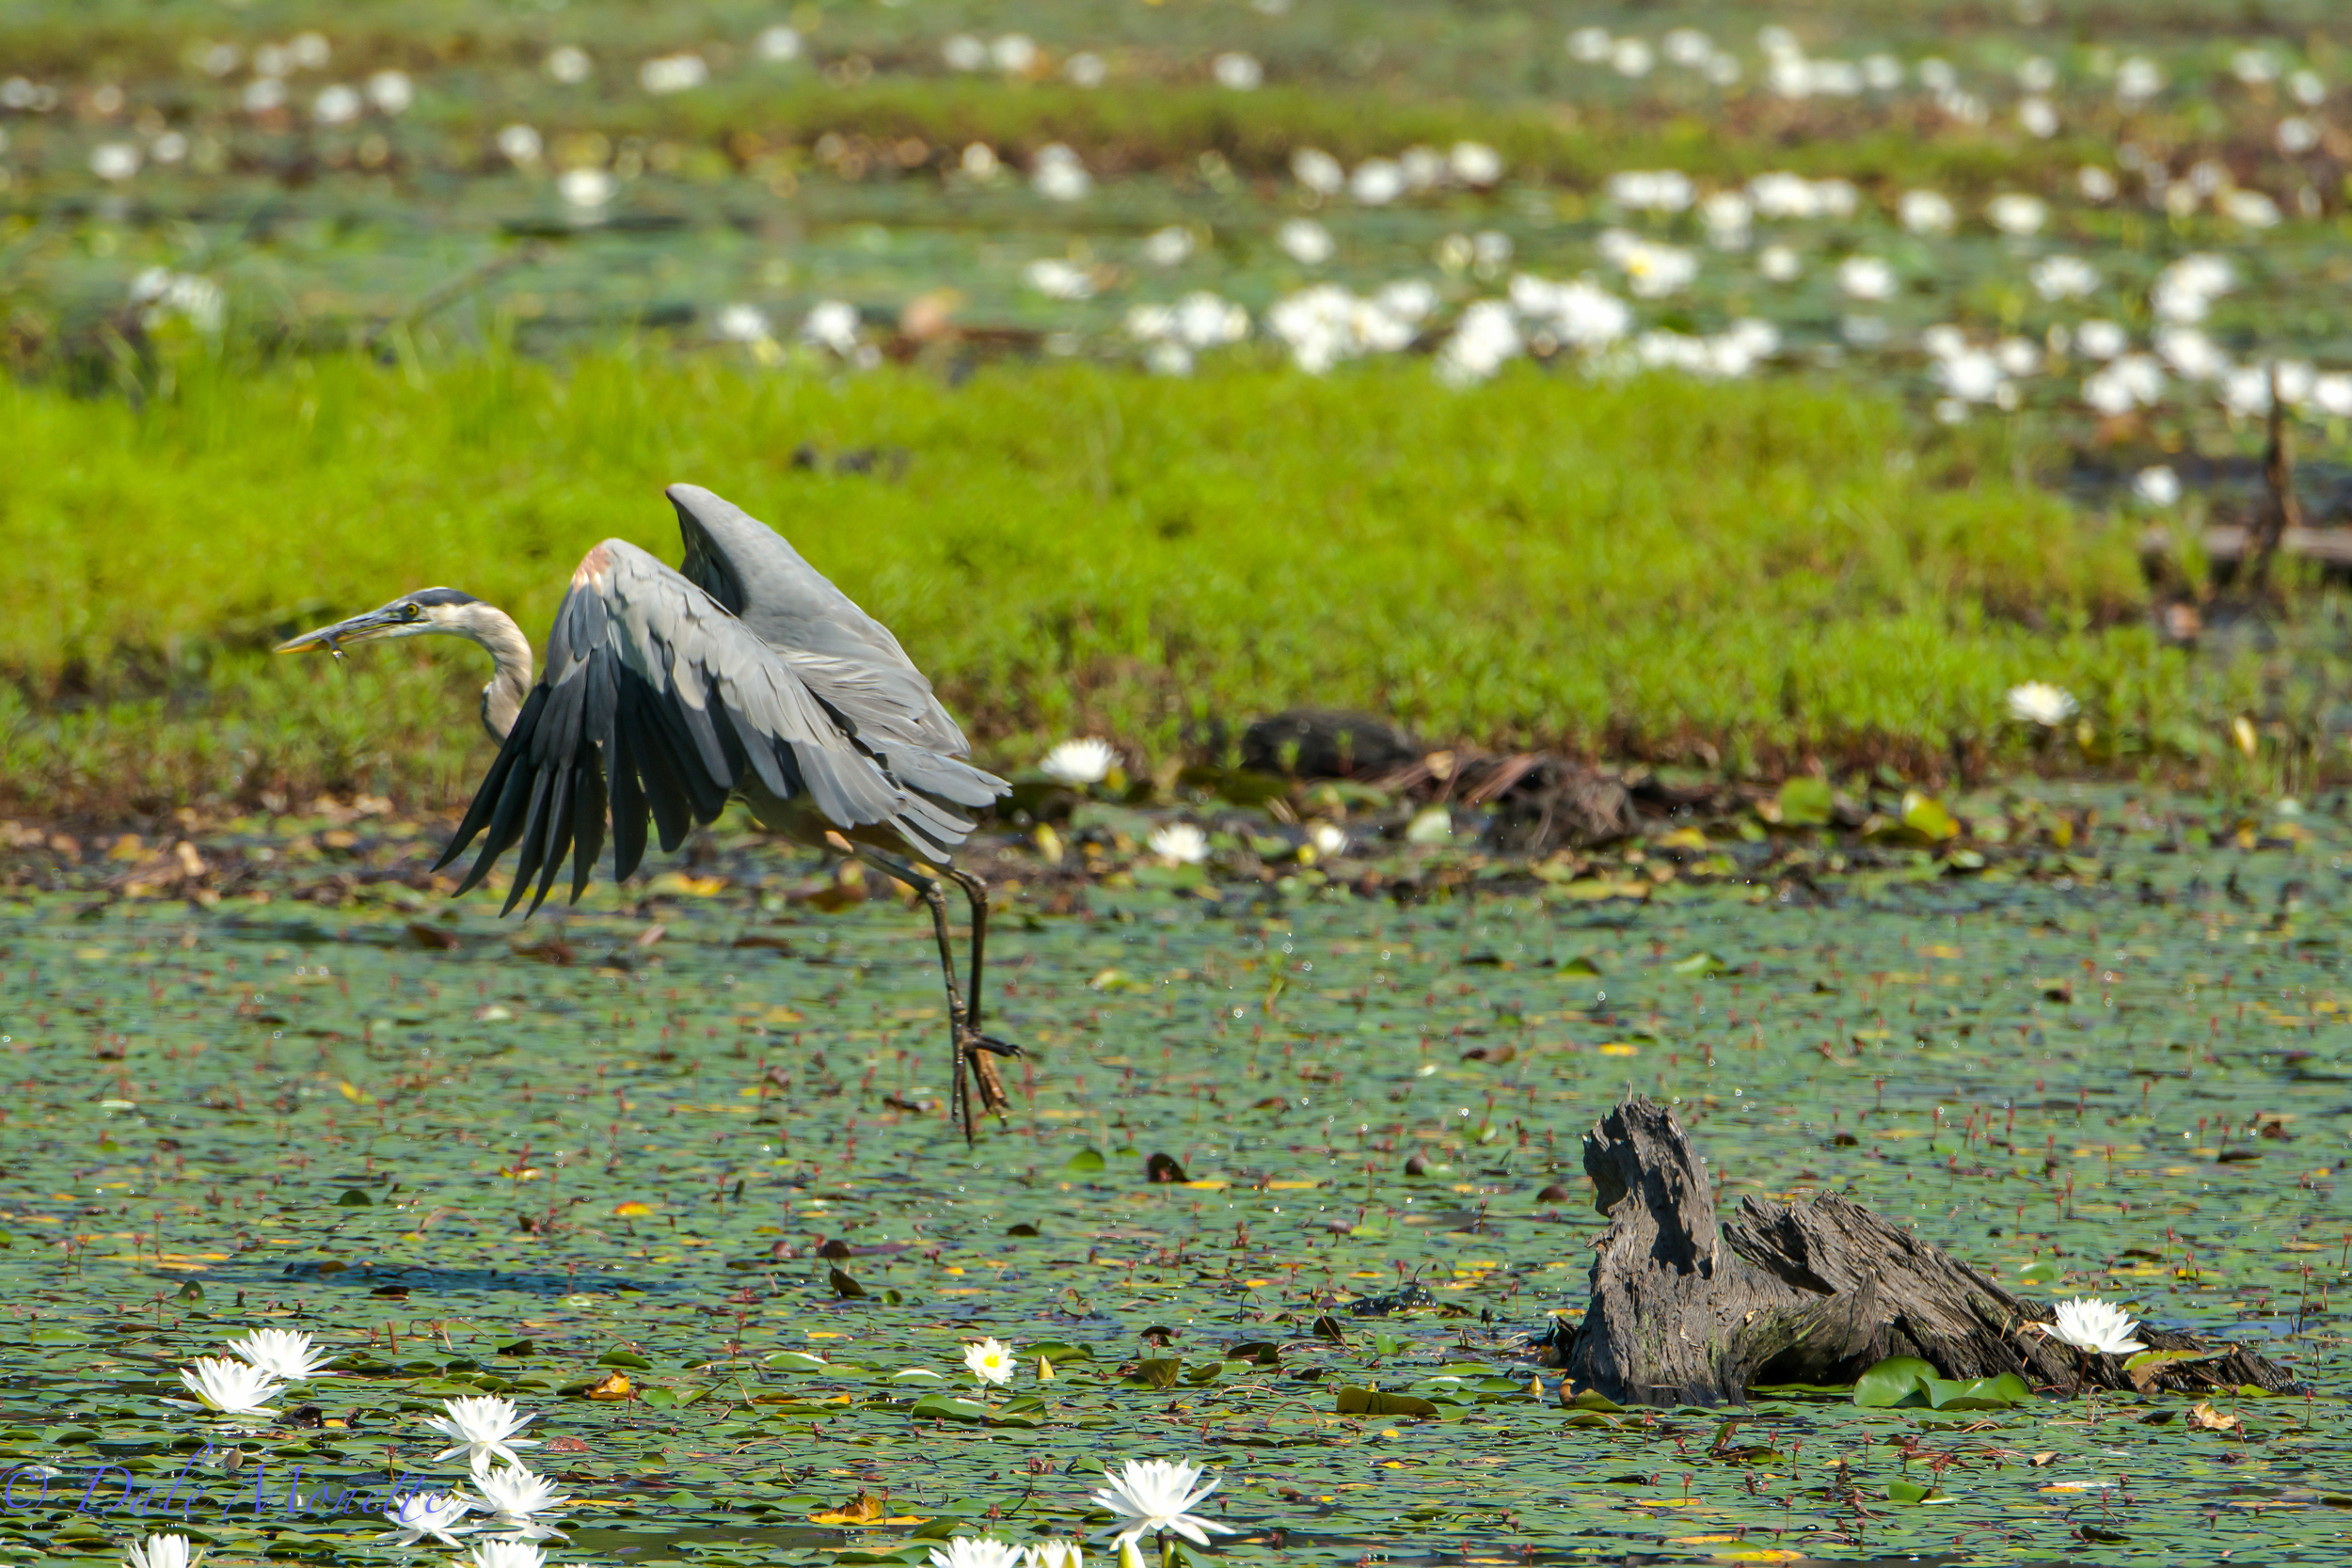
[277,483,1019,1136]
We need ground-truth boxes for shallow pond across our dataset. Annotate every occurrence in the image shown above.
[0,789,2346,1564]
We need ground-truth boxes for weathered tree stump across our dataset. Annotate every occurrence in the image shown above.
[1558,1097,2300,1407]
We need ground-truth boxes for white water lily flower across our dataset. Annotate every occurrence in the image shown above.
[227,1328,339,1382]
[422,1396,541,1476]
[1449,141,1502,185]
[124,1533,199,1568]
[1986,193,2047,236]
[1309,822,1349,857]
[377,1491,476,1547]
[2036,1296,2147,1355]
[464,1465,571,1542]
[557,167,613,209]
[1025,1542,1084,1568]
[2005,683,2079,727]
[1092,1459,1235,1549]
[453,1543,546,1568]
[1291,148,1343,195]
[963,1337,1016,1387]
[1031,144,1090,202]
[1148,823,1209,866]
[174,1357,283,1418]
[930,1539,1026,1568]
[1041,738,1117,787]
[1277,218,1334,265]
[638,53,708,94]
[1212,53,1262,91]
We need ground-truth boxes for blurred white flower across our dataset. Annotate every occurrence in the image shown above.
[2219,188,2280,229]
[1661,28,1713,68]
[992,36,1039,74]
[496,124,543,166]
[2074,320,2127,359]
[130,268,224,334]
[1351,159,1404,206]
[2220,365,2275,419]
[713,304,771,342]
[639,54,707,95]
[1144,343,1193,376]
[1213,53,1263,90]
[942,36,986,71]
[1986,193,2047,236]
[2006,683,2079,726]
[2019,97,2058,138]
[803,301,862,355]
[2289,69,2326,106]
[2278,117,2320,155]
[1899,189,1955,234]
[2116,55,2163,104]
[960,143,999,178]
[453,1544,546,1568]
[151,132,188,164]
[1023,259,1096,301]
[2081,355,2164,416]
[1041,739,1118,787]
[1148,824,1209,866]
[2155,325,2228,382]
[1434,144,1498,192]
[1032,144,1090,201]
[1610,38,1654,78]
[2018,56,2058,92]
[2152,255,2233,324]
[1277,217,1334,265]
[1142,226,1195,266]
[2134,466,2182,507]
[366,71,413,114]
[1436,300,1521,386]
[1565,27,1613,63]
[1700,190,1752,246]
[289,32,329,71]
[1934,349,2006,405]
[1065,53,1107,87]
[1607,169,1694,214]
[1601,233,1697,298]
[1291,148,1343,195]
[963,1338,1016,1387]
[1308,822,1349,857]
[2029,254,2098,301]
[2313,373,2352,418]
[1836,256,1895,302]
[2231,48,2279,87]
[313,84,361,125]
[1757,244,1802,282]
[1509,276,1629,349]
[557,167,613,209]
[89,142,141,181]
[545,46,591,84]
[2035,1296,2145,1355]
[757,26,803,63]
[1861,54,1902,90]
[2077,165,2119,202]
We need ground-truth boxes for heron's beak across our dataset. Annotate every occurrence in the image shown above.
[275,605,413,660]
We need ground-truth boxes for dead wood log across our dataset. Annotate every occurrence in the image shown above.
[1559,1097,2301,1406]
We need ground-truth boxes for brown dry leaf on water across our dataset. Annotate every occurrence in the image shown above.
[2187,1402,2243,1433]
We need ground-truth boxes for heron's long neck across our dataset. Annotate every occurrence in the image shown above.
[463,606,533,741]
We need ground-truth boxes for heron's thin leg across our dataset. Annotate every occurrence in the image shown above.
[854,848,976,1142]
[944,867,990,1032]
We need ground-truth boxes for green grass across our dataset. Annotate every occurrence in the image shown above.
[7,336,2292,818]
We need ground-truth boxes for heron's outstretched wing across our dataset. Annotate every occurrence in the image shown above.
[436,539,978,915]
[666,483,1007,811]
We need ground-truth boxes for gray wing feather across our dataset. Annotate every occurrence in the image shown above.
[667,483,1008,808]
[437,539,977,907]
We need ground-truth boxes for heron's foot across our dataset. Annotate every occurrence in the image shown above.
[956,1026,1016,1117]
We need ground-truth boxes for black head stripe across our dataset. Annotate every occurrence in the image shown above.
[407,588,481,608]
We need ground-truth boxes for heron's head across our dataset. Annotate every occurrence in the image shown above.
[276,588,489,658]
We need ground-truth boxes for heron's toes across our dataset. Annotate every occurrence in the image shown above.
[967,1032,1023,1058]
